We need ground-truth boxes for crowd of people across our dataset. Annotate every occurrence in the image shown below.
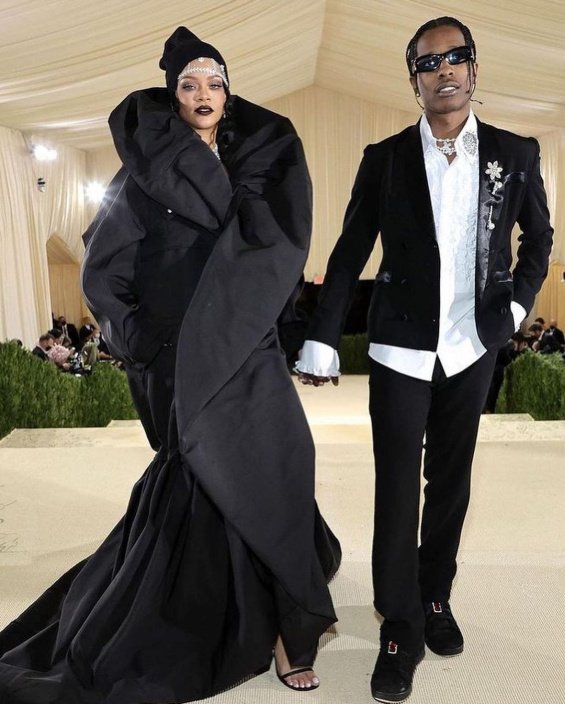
[29,314,117,374]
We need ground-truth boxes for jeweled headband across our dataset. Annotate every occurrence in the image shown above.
[177,57,229,88]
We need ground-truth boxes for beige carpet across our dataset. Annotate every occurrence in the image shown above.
[1,376,564,703]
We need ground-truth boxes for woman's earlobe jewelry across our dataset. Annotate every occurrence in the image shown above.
[415,91,420,97]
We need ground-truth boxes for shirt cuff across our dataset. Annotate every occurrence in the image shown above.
[295,340,340,377]
[511,301,527,332]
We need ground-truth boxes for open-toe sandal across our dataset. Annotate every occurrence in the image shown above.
[276,666,319,691]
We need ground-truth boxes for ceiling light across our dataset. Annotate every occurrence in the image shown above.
[32,144,57,161]
[85,182,106,204]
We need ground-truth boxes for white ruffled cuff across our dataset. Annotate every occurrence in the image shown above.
[294,340,340,377]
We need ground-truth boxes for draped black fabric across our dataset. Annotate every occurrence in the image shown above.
[0,91,341,703]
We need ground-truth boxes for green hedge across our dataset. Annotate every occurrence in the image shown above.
[496,350,565,420]
[339,333,370,374]
[0,341,137,439]
[338,337,565,421]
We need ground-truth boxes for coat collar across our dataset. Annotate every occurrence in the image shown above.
[109,88,232,230]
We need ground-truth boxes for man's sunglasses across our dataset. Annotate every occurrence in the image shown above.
[411,46,474,74]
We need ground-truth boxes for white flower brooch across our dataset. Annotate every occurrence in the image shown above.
[485,161,504,230]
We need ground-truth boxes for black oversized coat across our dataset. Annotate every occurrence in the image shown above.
[0,90,340,704]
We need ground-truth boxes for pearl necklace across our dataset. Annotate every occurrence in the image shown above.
[436,137,457,156]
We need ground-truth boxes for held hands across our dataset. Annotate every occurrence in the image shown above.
[297,372,339,387]
[295,340,340,387]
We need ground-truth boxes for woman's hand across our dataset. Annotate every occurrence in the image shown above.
[297,372,339,387]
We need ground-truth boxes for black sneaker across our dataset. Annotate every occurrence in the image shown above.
[424,601,464,656]
[370,640,425,703]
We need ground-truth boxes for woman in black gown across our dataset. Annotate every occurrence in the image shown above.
[0,26,340,704]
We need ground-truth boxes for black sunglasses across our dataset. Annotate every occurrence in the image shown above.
[412,45,474,74]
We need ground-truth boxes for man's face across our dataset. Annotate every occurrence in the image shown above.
[409,25,477,118]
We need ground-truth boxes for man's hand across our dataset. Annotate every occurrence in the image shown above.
[297,372,339,387]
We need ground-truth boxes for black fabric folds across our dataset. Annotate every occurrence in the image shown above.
[0,89,341,703]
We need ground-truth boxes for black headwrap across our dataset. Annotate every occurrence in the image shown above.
[159,26,229,94]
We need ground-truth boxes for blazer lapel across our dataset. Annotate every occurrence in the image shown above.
[404,122,436,241]
[476,120,502,299]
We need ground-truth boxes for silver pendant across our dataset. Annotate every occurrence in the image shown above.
[436,138,457,156]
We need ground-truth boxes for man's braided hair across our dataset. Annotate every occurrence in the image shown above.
[406,16,476,76]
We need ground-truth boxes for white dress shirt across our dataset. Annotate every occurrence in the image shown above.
[297,111,525,381]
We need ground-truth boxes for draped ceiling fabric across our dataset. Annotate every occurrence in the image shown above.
[0,0,564,343]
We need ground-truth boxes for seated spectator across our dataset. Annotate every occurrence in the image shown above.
[509,331,529,360]
[527,323,544,350]
[80,330,100,369]
[96,331,114,361]
[534,316,546,330]
[79,316,98,347]
[538,328,562,354]
[55,315,80,349]
[47,329,75,370]
[545,319,565,351]
[31,333,54,361]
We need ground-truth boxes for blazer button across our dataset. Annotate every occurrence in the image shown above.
[500,306,508,315]
[401,313,408,321]
[432,318,437,323]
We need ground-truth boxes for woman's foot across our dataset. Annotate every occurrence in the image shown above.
[274,636,320,690]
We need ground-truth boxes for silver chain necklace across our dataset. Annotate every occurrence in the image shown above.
[436,138,457,156]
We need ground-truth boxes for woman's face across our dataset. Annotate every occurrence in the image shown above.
[175,60,227,140]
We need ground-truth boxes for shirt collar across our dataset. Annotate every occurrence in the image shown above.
[420,110,478,163]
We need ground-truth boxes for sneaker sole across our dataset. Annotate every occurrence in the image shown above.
[372,689,412,703]
[425,642,464,657]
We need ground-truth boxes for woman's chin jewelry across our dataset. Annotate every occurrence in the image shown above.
[210,142,220,160]
[436,138,457,156]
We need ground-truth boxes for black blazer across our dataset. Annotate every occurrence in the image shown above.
[31,346,49,361]
[308,118,553,353]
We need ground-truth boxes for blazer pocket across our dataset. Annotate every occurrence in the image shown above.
[492,270,513,284]
[375,270,392,284]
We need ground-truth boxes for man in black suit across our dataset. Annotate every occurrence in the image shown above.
[55,315,80,350]
[542,319,565,352]
[31,333,54,361]
[296,16,553,702]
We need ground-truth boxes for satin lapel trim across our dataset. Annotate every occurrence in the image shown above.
[476,121,501,299]
[404,122,436,241]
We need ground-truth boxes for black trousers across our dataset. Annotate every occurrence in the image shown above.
[368,351,496,648]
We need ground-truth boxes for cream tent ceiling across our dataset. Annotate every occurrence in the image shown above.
[1,0,564,151]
